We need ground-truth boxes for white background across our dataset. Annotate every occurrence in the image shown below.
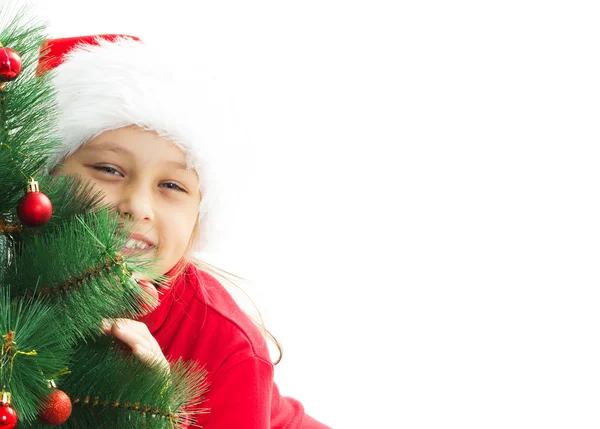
[26,0,600,427]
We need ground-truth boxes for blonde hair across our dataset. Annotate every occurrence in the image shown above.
[181,219,283,366]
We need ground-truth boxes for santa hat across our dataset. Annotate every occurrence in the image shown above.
[38,34,228,255]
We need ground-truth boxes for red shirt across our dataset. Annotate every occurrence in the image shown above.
[139,263,330,429]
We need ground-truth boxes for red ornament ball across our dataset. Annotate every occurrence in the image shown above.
[0,404,17,429]
[39,389,72,426]
[0,48,22,83]
[17,190,53,227]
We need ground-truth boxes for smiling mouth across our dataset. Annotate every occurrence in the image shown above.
[121,238,157,255]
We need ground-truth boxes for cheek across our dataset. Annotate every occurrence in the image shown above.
[56,160,121,206]
[76,178,121,208]
[153,209,197,275]
[158,210,197,253]
[93,185,121,207]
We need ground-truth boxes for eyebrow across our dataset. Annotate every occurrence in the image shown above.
[84,142,131,156]
[164,160,190,171]
[84,142,190,171]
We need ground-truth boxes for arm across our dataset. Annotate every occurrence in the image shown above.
[190,357,332,429]
[191,356,274,428]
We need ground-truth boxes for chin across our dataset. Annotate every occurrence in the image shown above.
[146,249,187,278]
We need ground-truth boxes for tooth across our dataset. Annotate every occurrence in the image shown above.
[126,239,135,248]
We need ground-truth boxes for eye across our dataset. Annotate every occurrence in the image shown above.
[160,182,187,193]
[93,165,124,177]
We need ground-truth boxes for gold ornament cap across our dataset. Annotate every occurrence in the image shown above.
[26,178,40,193]
[1,391,11,405]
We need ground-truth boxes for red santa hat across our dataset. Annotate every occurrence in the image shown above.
[38,34,227,255]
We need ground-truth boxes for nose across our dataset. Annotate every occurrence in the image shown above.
[115,181,154,223]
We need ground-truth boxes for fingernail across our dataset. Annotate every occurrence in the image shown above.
[100,319,112,331]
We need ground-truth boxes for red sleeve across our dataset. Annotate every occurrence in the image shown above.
[188,356,332,429]
[192,356,274,428]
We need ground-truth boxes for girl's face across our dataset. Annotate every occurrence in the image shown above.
[55,126,201,276]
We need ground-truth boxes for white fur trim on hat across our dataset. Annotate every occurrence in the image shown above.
[48,36,229,254]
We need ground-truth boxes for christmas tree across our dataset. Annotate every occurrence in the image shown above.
[0,3,206,428]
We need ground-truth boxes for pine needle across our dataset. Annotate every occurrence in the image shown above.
[6,209,163,340]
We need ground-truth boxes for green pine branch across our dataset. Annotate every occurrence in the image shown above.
[0,4,209,428]
[0,289,72,423]
[0,174,107,233]
[6,209,164,340]
[22,341,208,429]
[0,1,60,204]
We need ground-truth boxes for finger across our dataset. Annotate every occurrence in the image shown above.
[110,322,153,352]
[104,319,162,351]
[130,343,151,359]
[113,319,159,345]
[100,319,112,335]
[111,318,148,333]
[131,343,169,371]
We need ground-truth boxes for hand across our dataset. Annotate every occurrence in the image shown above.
[101,318,169,371]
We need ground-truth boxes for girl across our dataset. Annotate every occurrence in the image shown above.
[39,34,330,429]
